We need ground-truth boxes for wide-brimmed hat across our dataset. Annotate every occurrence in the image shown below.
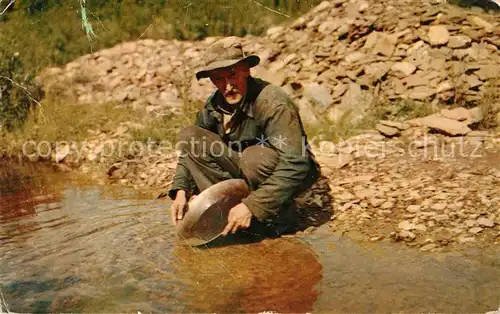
[195,37,260,80]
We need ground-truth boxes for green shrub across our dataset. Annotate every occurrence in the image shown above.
[0,50,43,132]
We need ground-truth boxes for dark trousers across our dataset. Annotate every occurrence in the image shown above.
[178,126,317,235]
[178,126,282,193]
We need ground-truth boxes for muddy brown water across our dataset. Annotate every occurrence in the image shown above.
[1,162,500,313]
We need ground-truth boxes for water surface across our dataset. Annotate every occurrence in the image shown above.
[1,162,499,313]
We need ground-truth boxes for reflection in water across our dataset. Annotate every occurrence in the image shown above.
[0,162,37,221]
[0,162,61,252]
[170,238,322,313]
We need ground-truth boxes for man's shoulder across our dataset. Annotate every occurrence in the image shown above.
[253,80,296,116]
[256,81,291,103]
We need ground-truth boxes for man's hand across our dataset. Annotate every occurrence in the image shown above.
[222,202,253,236]
[171,190,188,225]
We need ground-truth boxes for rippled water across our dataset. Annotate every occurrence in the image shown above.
[1,161,500,313]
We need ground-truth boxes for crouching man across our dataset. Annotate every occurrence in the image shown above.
[168,37,320,236]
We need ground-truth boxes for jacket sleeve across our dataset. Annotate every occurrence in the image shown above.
[241,100,311,221]
[167,105,218,200]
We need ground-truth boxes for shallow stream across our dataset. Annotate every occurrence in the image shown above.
[1,162,500,313]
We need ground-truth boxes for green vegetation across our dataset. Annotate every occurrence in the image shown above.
[129,109,198,144]
[0,96,136,156]
[478,78,500,131]
[0,49,43,132]
[0,0,321,74]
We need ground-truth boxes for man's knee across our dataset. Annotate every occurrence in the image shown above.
[177,126,213,153]
[240,146,279,183]
[178,126,206,144]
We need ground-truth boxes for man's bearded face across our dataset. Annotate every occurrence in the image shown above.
[209,61,250,105]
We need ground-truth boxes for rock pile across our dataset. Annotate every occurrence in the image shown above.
[323,140,500,250]
[37,0,500,125]
[260,0,500,124]
[309,105,500,250]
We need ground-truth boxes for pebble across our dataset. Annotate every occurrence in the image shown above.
[433,214,450,222]
[469,227,483,234]
[420,243,438,252]
[398,220,416,231]
[380,201,395,209]
[477,217,495,228]
[407,205,421,213]
[465,219,476,227]
[431,203,447,211]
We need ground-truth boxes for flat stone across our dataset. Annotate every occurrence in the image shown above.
[251,66,286,87]
[404,73,429,87]
[468,16,494,32]
[370,198,386,207]
[466,74,483,89]
[354,189,376,200]
[465,219,477,227]
[318,21,340,35]
[408,86,437,100]
[466,107,484,125]
[399,230,416,240]
[437,81,454,93]
[364,32,379,50]
[365,62,392,81]
[433,214,450,222]
[458,235,476,243]
[398,220,416,231]
[431,203,447,211]
[477,217,495,228]
[428,25,449,46]
[469,227,483,234]
[448,35,472,49]
[420,243,438,251]
[373,33,396,57]
[329,83,372,124]
[420,114,471,135]
[440,107,471,121]
[376,123,399,137]
[317,154,353,169]
[391,62,417,77]
[379,120,411,130]
[407,205,421,213]
[381,201,394,209]
[475,65,497,81]
[336,192,356,202]
[345,51,366,63]
[414,224,427,232]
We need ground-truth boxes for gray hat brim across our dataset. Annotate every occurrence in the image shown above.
[195,55,260,80]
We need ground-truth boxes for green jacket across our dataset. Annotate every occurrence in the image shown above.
[169,77,320,221]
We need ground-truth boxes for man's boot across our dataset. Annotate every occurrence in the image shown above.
[269,201,299,236]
